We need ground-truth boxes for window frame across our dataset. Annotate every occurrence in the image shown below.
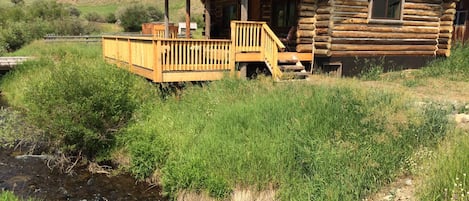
[368,0,405,23]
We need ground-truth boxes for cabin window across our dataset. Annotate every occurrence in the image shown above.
[272,0,297,28]
[455,11,467,25]
[370,0,403,20]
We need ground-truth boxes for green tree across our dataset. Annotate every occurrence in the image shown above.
[146,6,163,22]
[118,4,151,32]
[106,13,117,23]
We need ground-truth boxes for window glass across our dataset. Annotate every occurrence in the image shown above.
[455,11,467,25]
[371,0,402,20]
[272,0,297,28]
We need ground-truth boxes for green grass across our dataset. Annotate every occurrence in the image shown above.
[417,130,469,201]
[417,44,469,82]
[76,4,118,16]
[0,191,35,201]
[118,79,450,200]
[1,41,457,200]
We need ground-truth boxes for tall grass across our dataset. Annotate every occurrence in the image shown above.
[118,78,449,200]
[419,44,469,81]
[417,129,469,201]
[1,41,158,157]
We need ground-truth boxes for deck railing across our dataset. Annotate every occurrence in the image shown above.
[231,21,286,80]
[102,35,232,82]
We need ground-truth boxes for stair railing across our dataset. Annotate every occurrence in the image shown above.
[231,21,286,80]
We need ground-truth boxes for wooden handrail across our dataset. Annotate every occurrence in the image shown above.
[231,21,285,80]
[262,24,286,51]
[102,36,232,82]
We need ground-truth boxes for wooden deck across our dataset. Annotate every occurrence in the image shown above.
[102,21,313,82]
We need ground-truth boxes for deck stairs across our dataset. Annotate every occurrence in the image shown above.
[278,55,309,80]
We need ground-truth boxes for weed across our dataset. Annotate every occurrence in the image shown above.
[420,44,469,81]
[355,57,386,81]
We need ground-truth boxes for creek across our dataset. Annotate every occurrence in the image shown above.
[0,93,164,201]
[0,148,164,201]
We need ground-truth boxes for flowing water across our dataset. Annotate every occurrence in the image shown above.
[0,94,164,200]
[0,148,165,201]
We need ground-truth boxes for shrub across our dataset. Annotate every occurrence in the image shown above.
[117,4,151,32]
[85,12,105,23]
[1,43,158,157]
[105,13,117,24]
[146,6,163,22]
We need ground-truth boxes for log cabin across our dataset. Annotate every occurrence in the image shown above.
[102,0,461,82]
[202,0,460,75]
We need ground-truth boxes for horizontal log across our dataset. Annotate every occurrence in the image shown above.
[297,30,316,37]
[333,25,439,34]
[299,18,317,24]
[331,44,437,51]
[403,15,440,22]
[314,36,331,42]
[297,38,314,44]
[314,49,330,56]
[436,49,450,57]
[406,0,441,4]
[438,44,451,49]
[334,6,368,13]
[316,28,329,35]
[298,24,316,30]
[332,50,436,57]
[332,38,438,45]
[333,0,368,6]
[403,9,441,17]
[332,31,438,39]
[297,44,331,55]
[299,4,317,11]
[315,42,331,49]
[404,2,442,10]
[334,12,368,19]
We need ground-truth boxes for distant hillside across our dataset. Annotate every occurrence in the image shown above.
[58,0,204,22]
[0,0,204,23]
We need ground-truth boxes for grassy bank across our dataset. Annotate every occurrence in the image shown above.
[117,79,449,200]
[1,41,158,157]
[0,41,463,200]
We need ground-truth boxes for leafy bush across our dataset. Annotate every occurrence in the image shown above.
[85,12,105,22]
[1,43,158,157]
[105,13,117,23]
[117,4,163,32]
[0,0,100,53]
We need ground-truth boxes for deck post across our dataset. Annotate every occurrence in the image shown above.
[128,38,133,72]
[204,0,211,39]
[241,0,248,21]
[230,21,236,76]
[154,40,163,82]
[186,0,191,38]
[164,0,169,38]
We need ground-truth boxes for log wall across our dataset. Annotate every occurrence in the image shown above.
[296,0,457,57]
